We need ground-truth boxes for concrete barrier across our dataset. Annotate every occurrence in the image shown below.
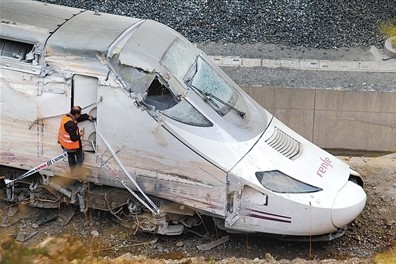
[242,86,396,152]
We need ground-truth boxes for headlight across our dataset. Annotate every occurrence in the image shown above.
[255,170,322,193]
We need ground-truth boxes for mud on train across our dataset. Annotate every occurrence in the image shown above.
[0,0,366,240]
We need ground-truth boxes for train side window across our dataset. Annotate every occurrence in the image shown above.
[162,99,213,127]
[0,38,34,63]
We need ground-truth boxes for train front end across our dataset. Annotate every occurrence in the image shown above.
[225,115,367,239]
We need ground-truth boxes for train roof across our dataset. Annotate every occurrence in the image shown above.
[0,0,78,50]
[1,1,180,75]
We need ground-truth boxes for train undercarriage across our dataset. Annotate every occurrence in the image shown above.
[0,165,205,236]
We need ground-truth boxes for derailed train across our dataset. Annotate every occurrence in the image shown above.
[0,1,366,240]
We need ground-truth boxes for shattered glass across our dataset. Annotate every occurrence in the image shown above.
[162,99,212,127]
[190,57,238,116]
[160,38,197,80]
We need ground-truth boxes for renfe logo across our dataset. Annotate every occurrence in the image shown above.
[317,157,333,177]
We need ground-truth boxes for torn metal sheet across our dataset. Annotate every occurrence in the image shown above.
[16,230,39,242]
[196,236,230,251]
[35,209,58,226]
[0,205,39,227]
[57,206,76,226]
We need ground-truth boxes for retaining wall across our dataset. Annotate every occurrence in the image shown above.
[242,86,396,152]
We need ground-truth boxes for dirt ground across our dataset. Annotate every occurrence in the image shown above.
[1,155,395,264]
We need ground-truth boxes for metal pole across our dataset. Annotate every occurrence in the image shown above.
[94,122,160,214]
[5,152,68,185]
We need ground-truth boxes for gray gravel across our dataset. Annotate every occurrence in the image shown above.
[41,0,395,49]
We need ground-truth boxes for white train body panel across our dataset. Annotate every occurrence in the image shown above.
[0,1,366,239]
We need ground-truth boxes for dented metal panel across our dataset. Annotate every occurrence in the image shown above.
[119,20,181,72]
[46,11,141,57]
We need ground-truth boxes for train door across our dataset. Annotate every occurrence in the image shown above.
[72,74,98,153]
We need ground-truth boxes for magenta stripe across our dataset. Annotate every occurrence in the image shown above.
[247,213,292,223]
[248,209,291,219]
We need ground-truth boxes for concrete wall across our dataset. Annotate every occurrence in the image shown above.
[242,86,396,152]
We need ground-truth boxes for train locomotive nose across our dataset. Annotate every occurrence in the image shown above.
[331,181,367,228]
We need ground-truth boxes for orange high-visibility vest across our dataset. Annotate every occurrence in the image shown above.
[58,115,80,150]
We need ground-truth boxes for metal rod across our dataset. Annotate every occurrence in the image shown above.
[5,152,68,185]
[94,122,160,214]
[91,141,157,214]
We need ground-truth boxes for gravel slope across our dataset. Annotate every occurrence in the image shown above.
[41,0,395,48]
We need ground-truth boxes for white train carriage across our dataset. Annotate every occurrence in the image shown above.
[0,0,366,239]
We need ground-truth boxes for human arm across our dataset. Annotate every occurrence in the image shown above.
[76,113,91,122]
[64,120,81,142]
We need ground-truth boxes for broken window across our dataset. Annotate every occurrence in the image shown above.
[144,77,212,127]
[188,57,239,117]
[0,38,34,62]
[109,55,212,127]
[109,53,178,110]
[162,100,213,127]
[143,77,178,111]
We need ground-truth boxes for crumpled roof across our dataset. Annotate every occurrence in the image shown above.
[118,20,180,72]
[46,11,140,58]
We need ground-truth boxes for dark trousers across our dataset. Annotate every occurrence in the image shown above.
[66,148,84,170]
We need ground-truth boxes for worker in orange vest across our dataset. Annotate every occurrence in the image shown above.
[58,106,94,172]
